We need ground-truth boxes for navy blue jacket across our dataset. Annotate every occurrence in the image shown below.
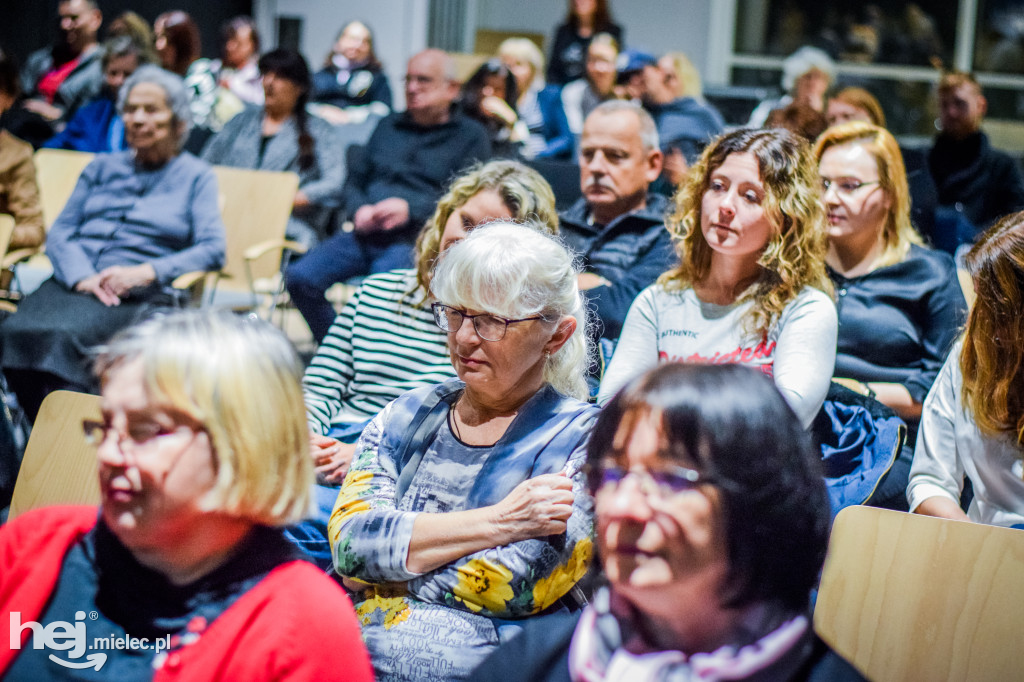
[559,193,674,341]
[929,131,1024,231]
[534,85,574,160]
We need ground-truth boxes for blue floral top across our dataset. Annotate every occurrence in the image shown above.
[329,379,598,681]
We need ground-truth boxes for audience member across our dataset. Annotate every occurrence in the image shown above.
[547,0,623,86]
[330,222,596,681]
[815,122,967,510]
[909,212,1024,528]
[311,20,392,125]
[560,32,619,137]
[105,10,159,65]
[630,49,725,188]
[559,101,672,346]
[0,48,52,149]
[43,36,145,152]
[459,58,523,158]
[599,128,837,429]
[472,363,866,682]
[765,101,828,143]
[0,311,374,680]
[284,48,490,343]
[657,51,725,188]
[0,91,44,255]
[748,46,834,127]
[153,11,236,137]
[290,160,559,567]
[928,71,1024,245]
[202,49,343,248]
[826,86,938,240]
[212,16,263,106]
[0,66,226,419]
[815,122,965,424]
[499,38,573,160]
[19,0,104,129]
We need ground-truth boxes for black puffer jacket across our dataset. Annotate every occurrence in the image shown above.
[559,193,675,341]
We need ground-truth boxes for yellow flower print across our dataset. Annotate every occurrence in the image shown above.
[328,469,374,544]
[355,586,413,630]
[451,558,515,614]
[531,538,593,612]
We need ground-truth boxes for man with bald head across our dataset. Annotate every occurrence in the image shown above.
[286,49,491,342]
[21,0,104,128]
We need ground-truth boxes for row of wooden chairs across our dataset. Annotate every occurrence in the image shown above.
[7,389,1024,681]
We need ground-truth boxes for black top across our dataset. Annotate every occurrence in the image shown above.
[311,65,392,110]
[928,131,1024,231]
[5,517,301,681]
[546,22,624,86]
[829,244,967,406]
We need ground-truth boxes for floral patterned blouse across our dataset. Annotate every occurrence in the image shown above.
[328,380,598,682]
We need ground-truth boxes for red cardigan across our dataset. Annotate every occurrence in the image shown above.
[0,506,374,681]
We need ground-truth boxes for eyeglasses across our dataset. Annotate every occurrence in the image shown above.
[82,419,194,457]
[821,178,881,196]
[431,303,544,342]
[588,463,707,499]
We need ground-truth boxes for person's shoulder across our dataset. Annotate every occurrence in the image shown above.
[0,506,97,549]
[0,128,33,159]
[171,151,216,177]
[906,243,957,273]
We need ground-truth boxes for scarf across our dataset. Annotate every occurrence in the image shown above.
[568,588,812,682]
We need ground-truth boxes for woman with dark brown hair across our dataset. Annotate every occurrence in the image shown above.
[546,0,623,86]
[153,11,226,132]
[908,210,1024,527]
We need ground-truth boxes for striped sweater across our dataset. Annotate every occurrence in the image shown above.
[303,269,455,433]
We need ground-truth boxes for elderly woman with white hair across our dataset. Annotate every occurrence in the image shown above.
[329,221,598,681]
[748,46,835,128]
[0,65,226,419]
[0,311,373,680]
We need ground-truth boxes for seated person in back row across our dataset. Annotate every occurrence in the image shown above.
[285,48,491,343]
[558,101,675,350]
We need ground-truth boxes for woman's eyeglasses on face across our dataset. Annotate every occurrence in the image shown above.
[431,303,544,342]
[83,419,193,457]
[821,178,880,197]
[587,462,707,499]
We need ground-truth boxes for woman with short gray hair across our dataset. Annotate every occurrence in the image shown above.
[330,221,597,681]
[1,66,226,420]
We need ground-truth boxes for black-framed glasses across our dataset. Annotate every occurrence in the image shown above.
[821,178,880,196]
[431,303,545,341]
[587,462,707,499]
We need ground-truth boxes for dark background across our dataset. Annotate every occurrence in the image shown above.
[0,0,253,66]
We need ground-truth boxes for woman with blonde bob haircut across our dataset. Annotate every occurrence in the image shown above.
[0,310,374,680]
[814,122,965,425]
[909,212,1024,527]
[600,128,837,428]
[331,222,597,680]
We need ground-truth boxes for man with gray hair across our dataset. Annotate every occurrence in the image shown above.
[560,100,674,346]
[286,48,491,342]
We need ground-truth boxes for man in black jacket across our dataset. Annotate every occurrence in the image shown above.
[928,71,1024,245]
[285,49,491,342]
[560,101,674,347]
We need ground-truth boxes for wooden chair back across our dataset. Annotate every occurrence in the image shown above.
[8,390,102,519]
[33,149,95,230]
[815,505,1024,681]
[209,165,300,291]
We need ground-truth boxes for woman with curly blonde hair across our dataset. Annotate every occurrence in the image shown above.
[599,128,837,427]
[909,212,1024,527]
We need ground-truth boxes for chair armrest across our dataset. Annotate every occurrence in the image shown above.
[243,239,308,263]
[2,246,41,269]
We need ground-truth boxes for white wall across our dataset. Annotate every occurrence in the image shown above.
[476,0,714,82]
